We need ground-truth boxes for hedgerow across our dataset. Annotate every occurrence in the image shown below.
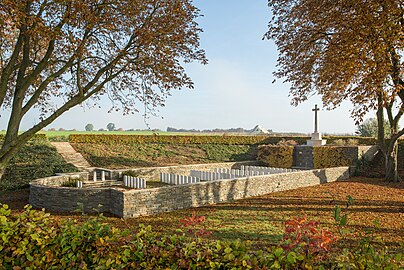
[69,134,379,146]
[69,134,310,145]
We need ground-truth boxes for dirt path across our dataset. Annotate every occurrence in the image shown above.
[51,142,92,171]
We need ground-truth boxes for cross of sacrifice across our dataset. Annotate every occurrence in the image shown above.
[312,104,320,133]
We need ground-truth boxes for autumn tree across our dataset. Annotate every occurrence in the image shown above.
[0,0,206,179]
[266,0,404,181]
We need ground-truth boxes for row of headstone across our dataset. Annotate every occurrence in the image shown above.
[240,165,300,174]
[92,171,107,181]
[123,175,146,189]
[190,166,301,182]
[160,173,200,185]
[189,170,237,181]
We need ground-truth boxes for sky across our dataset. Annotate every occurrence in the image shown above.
[2,0,395,134]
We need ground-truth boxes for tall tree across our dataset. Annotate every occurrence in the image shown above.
[106,123,115,132]
[266,0,404,181]
[85,123,94,132]
[0,0,206,179]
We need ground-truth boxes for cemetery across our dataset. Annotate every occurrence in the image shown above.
[28,105,369,217]
[29,162,350,218]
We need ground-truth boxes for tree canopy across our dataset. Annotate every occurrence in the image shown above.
[266,0,404,181]
[0,0,206,175]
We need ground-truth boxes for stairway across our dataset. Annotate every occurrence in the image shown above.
[51,142,92,171]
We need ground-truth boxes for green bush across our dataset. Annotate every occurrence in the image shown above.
[1,204,402,269]
[0,141,78,190]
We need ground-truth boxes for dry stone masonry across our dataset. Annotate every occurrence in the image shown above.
[30,162,350,218]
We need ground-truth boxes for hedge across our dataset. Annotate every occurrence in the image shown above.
[257,145,294,168]
[69,134,378,146]
[0,133,47,143]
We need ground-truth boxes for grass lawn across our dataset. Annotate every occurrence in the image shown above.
[2,177,403,254]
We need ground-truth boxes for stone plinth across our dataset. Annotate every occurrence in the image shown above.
[306,139,327,146]
[307,132,326,146]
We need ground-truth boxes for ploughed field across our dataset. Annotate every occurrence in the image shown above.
[2,177,403,253]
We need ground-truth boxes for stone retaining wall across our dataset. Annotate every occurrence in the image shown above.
[103,161,262,180]
[121,166,349,218]
[30,164,350,218]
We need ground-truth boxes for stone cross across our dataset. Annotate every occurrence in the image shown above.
[312,104,320,133]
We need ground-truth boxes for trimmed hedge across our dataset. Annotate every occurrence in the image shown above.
[69,134,378,146]
[257,145,294,168]
[313,146,358,169]
[69,134,310,145]
[0,133,47,142]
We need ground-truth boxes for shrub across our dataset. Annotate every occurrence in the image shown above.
[1,204,403,269]
[257,145,294,168]
[313,146,357,169]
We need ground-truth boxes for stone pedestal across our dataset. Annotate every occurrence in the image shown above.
[306,132,327,146]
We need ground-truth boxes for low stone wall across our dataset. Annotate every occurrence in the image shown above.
[121,166,349,218]
[30,164,350,218]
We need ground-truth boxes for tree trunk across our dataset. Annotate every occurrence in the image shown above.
[0,138,28,181]
[376,93,385,151]
[0,161,7,182]
[385,139,400,182]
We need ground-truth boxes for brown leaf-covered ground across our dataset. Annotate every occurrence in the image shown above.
[1,177,403,252]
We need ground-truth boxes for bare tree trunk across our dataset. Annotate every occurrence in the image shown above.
[385,139,400,182]
[376,93,385,151]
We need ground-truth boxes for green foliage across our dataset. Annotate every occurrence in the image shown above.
[1,204,402,269]
[60,177,83,187]
[0,141,78,190]
[107,123,116,132]
[0,204,57,268]
[356,117,391,138]
[257,145,294,168]
[85,123,94,132]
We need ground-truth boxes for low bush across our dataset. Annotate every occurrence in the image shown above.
[0,141,78,190]
[1,204,402,269]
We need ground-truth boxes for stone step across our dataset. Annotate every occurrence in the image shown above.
[51,142,91,170]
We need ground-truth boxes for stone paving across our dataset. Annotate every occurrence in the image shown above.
[51,142,91,171]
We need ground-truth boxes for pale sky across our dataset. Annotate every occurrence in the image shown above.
[2,0,397,134]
